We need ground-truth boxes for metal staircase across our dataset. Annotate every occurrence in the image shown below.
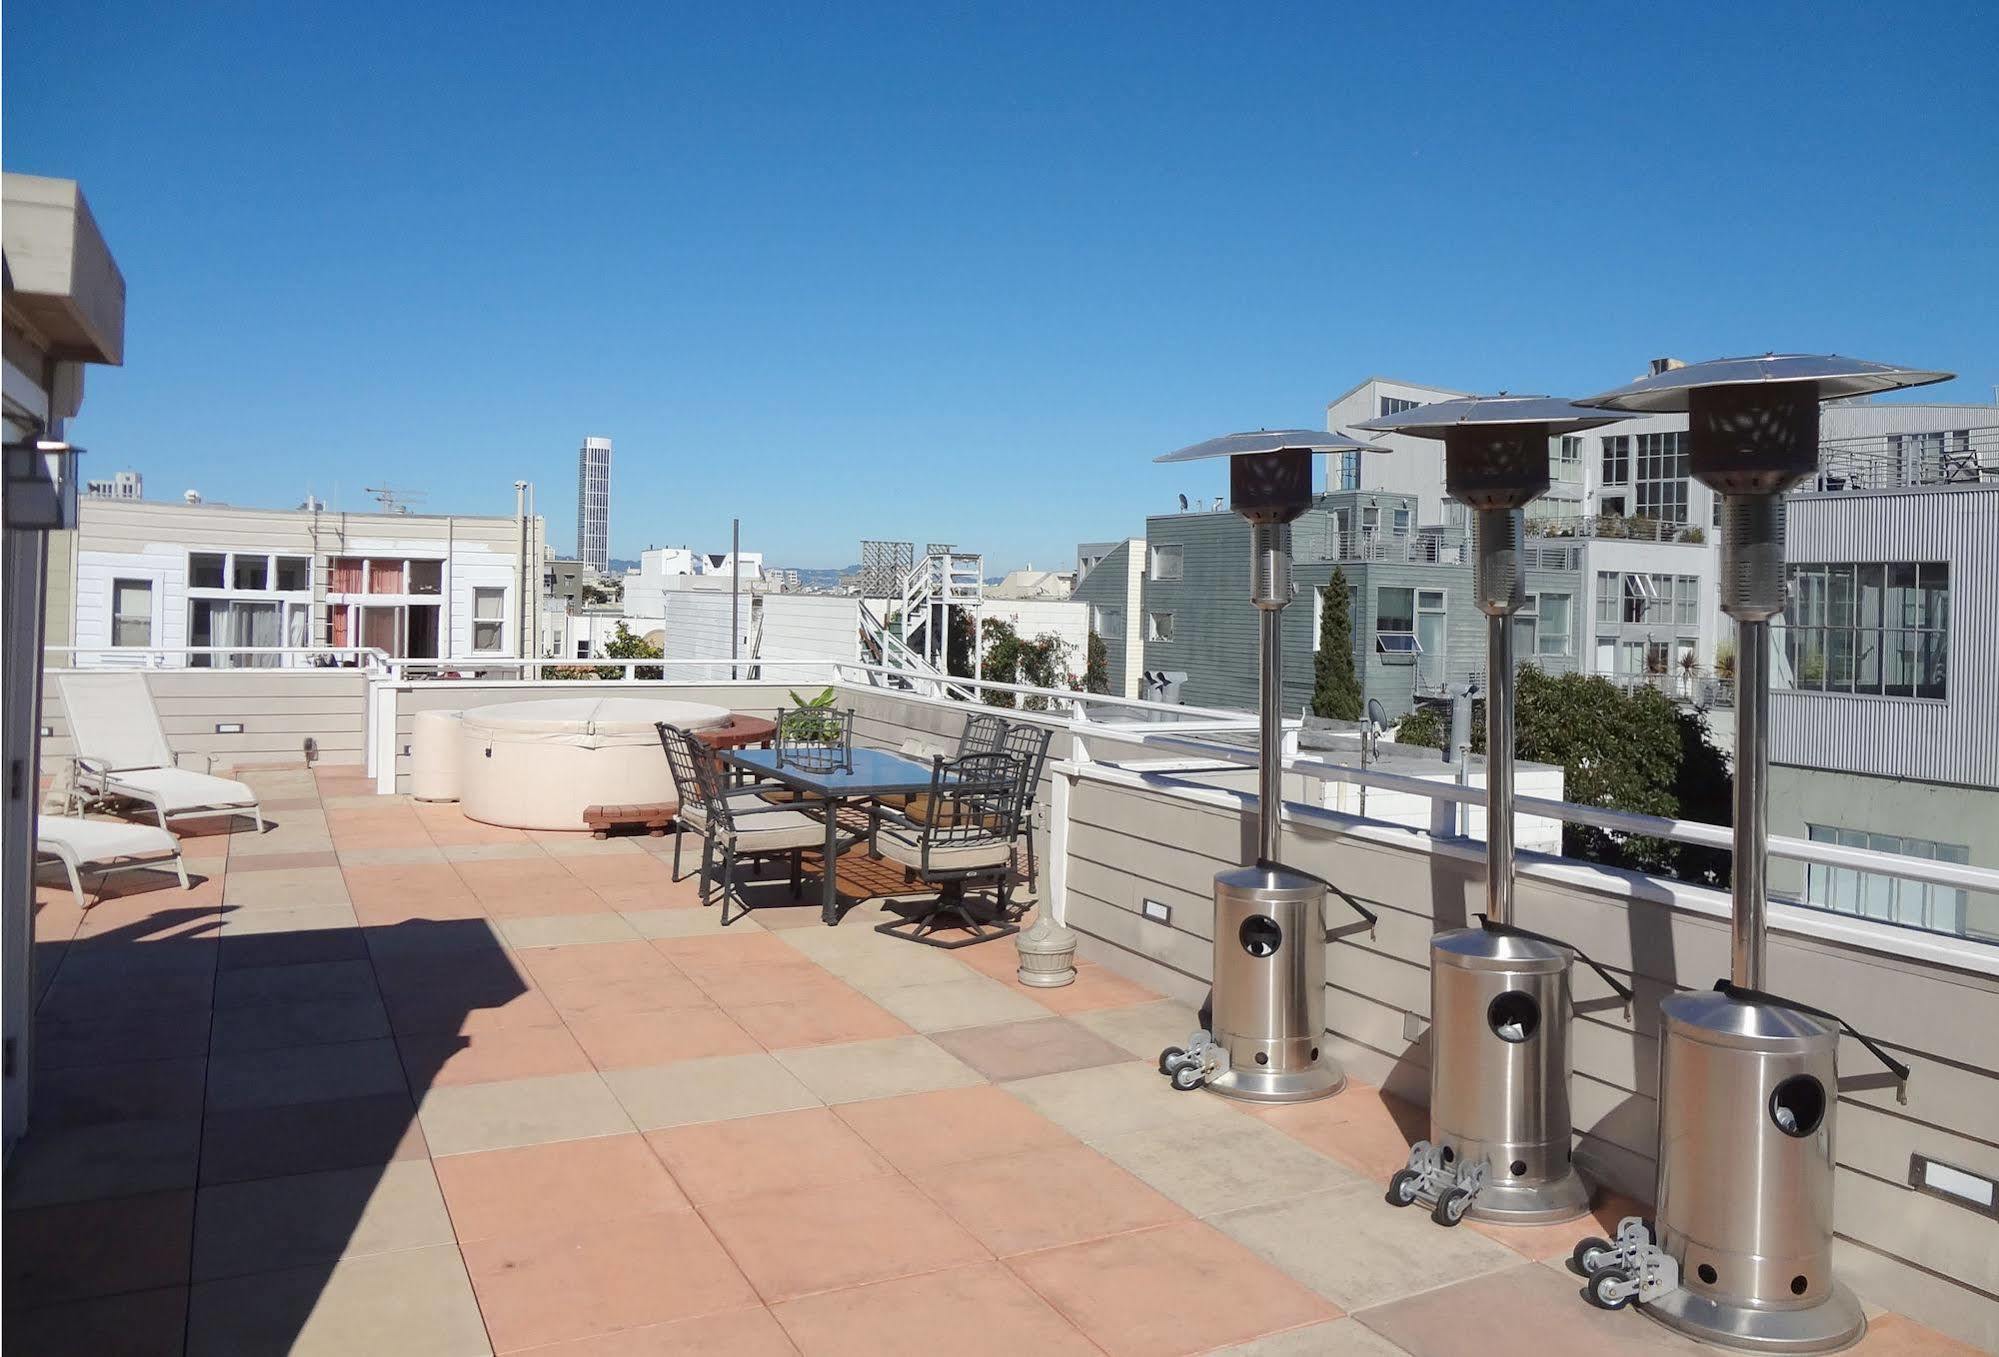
[855,544,984,697]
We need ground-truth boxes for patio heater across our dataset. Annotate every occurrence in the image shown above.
[1568,355,1944,1351]
[1152,429,1387,1103]
[1356,396,1628,1227]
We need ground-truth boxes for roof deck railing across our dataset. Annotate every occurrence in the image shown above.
[1810,426,1999,493]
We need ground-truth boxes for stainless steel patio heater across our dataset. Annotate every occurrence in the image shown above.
[1356,396,1628,1227]
[1152,429,1386,1103]
[1567,355,1944,1351]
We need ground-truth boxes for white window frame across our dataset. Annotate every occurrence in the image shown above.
[185,550,314,667]
[471,586,507,654]
[1148,545,1184,582]
[111,578,155,647]
[1146,611,1175,642]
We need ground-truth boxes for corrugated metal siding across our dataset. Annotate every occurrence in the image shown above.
[1773,487,1999,789]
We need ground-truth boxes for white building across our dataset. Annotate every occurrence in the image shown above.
[50,497,547,665]
[575,435,611,574]
[989,566,1074,600]
[84,468,141,500]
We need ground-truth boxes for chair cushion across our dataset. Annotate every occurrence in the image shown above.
[37,816,180,863]
[875,827,1010,874]
[902,796,1001,830]
[726,808,832,853]
[103,768,258,813]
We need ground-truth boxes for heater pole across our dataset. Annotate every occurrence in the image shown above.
[1485,611,1516,926]
[1732,617,1769,989]
[1258,604,1284,866]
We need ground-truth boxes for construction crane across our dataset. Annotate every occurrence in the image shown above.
[364,485,426,514]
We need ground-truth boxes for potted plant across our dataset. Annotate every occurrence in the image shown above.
[780,687,843,743]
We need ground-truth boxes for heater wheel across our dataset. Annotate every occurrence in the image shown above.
[1570,1236,1613,1275]
[1431,1187,1472,1226]
[1169,1062,1204,1092]
[1158,1046,1185,1076]
[1386,1169,1423,1208]
[1585,1267,1634,1311]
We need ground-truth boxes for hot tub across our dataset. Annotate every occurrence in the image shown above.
[457,697,731,831]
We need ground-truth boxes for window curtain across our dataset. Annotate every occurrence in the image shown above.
[329,558,365,592]
[368,559,403,593]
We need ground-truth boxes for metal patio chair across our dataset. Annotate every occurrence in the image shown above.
[997,720,1055,896]
[874,711,1008,816]
[658,723,850,924]
[758,703,857,806]
[871,750,1027,948]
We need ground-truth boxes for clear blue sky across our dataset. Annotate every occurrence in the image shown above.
[8,2,1995,570]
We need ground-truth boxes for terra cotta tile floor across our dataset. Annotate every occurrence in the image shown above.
[8,762,1984,1356]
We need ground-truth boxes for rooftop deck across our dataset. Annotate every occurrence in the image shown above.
[11,664,1997,1354]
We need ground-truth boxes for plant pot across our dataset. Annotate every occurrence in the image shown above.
[1016,915,1078,988]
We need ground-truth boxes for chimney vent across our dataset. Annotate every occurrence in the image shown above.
[1649,357,1686,376]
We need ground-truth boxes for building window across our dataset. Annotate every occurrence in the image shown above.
[275,556,312,591]
[1378,396,1419,417]
[190,552,227,589]
[1517,592,1572,658]
[1092,605,1123,638]
[1557,436,1584,479]
[1148,545,1183,581]
[112,579,153,646]
[1783,562,1947,698]
[1635,431,1690,523]
[1601,436,1630,486]
[1805,824,1968,936]
[1374,587,1420,660]
[1391,507,1411,534]
[1146,611,1175,642]
[1675,575,1699,626]
[472,588,506,652]
[186,551,314,667]
[410,560,444,595]
[1595,572,1619,625]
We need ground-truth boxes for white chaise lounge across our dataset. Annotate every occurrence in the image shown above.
[56,672,265,832]
[37,816,190,909]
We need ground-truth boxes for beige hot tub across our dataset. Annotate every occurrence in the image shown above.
[458,696,731,831]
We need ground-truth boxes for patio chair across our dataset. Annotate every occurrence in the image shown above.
[874,712,1008,815]
[658,723,852,924]
[759,704,856,805]
[37,814,191,909]
[56,672,264,832]
[871,750,1027,948]
[996,720,1055,893]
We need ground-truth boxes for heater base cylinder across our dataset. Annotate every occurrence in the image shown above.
[1206,865,1345,1105]
[1428,927,1590,1225]
[1641,1280,1865,1355]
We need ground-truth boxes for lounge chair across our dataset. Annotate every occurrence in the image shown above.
[37,815,190,909]
[56,672,264,832]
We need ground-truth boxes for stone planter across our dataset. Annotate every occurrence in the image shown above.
[1016,915,1078,988]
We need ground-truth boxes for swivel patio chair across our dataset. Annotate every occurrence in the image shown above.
[874,711,1007,815]
[871,750,1027,948]
[56,672,264,833]
[997,720,1055,897]
[658,723,853,925]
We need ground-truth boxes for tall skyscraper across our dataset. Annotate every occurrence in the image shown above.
[575,435,612,573]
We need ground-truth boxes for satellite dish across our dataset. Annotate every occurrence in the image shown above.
[1178,493,1189,511]
[1366,698,1389,733]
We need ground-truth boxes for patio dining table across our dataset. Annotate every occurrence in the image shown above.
[723,746,943,925]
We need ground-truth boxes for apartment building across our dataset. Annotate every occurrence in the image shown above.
[48,497,547,665]
[576,435,611,574]
[1074,539,1144,699]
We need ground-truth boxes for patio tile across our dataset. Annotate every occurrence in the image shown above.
[1006,1219,1338,1357]
[4,1284,189,1357]
[929,1015,1136,1083]
[1248,1084,1428,1181]
[478,886,618,919]
[603,1052,821,1131]
[455,857,576,893]
[3,1188,194,1307]
[433,1133,689,1243]
[1214,1317,1416,1355]
[187,1242,490,1357]
[1464,1189,1652,1261]
[620,906,758,938]
[1846,1314,1991,1356]
[380,972,564,1037]
[1210,1184,1518,1311]
[191,1159,455,1281]
[1071,997,1204,1061]
[772,1260,1098,1356]
[559,853,679,889]
[702,1173,990,1303]
[533,831,646,857]
[566,1006,762,1071]
[461,1210,757,1351]
[34,1002,213,1068]
[220,864,350,909]
[538,968,716,1018]
[647,1107,895,1207]
[418,1070,635,1156]
[498,911,644,949]
[1003,1061,1238,1145]
[3,1115,202,1208]
[1353,1260,1710,1357]
[215,957,376,1008]
[217,901,361,938]
[834,1083,1077,1172]
[336,843,449,867]
[442,840,549,862]
[799,936,975,991]
[867,972,1052,1032]
[521,1306,796,1355]
[909,1143,1187,1256]
[343,862,480,910]
[210,993,391,1053]
[398,1024,596,1087]
[774,1034,984,1104]
[728,991,914,1050]
[1096,1116,1362,1218]
[34,1056,208,1130]
[366,915,514,958]
[206,1037,407,1111]
[37,967,216,1024]
[519,938,680,984]
[225,848,340,873]
[200,1091,429,1183]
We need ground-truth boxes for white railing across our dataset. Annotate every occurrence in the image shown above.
[1811,427,1999,493]
[45,645,398,675]
[1526,514,1709,545]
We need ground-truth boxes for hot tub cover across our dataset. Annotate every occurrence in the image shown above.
[460,697,731,745]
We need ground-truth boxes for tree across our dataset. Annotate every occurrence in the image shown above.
[1395,667,1731,885]
[599,622,663,680]
[1311,568,1363,721]
[969,617,1073,710]
[1084,631,1111,696]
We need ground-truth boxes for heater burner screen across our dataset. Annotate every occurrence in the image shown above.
[1239,915,1282,958]
[1486,991,1541,1043]
[1769,1074,1827,1138]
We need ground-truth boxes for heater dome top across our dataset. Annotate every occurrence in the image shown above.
[1581,353,1953,414]
[1154,429,1388,463]
[1353,394,1625,439]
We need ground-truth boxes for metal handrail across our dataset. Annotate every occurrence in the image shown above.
[45,645,398,675]
[1525,514,1709,544]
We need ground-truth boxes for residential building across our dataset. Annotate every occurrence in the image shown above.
[5,171,127,1150]
[1768,481,1999,942]
[1139,492,1582,717]
[48,496,546,665]
[575,434,611,573]
[1074,539,1144,699]
[622,545,765,617]
[83,467,141,500]
[988,566,1074,600]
